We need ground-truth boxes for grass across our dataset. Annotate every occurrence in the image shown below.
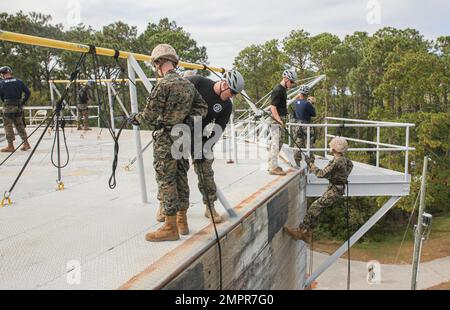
[313,213,450,264]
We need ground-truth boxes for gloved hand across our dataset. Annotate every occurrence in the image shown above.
[304,154,315,166]
[127,112,140,126]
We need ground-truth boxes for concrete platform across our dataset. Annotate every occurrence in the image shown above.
[0,127,306,289]
[281,147,411,197]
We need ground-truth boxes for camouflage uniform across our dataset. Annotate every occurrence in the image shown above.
[2,102,28,143]
[136,70,207,216]
[301,155,353,230]
[0,77,30,144]
[268,116,286,171]
[193,158,217,205]
[291,122,315,166]
[77,86,91,129]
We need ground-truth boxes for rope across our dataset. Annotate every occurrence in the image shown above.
[197,160,223,289]
[0,111,55,167]
[51,116,70,169]
[2,52,88,200]
[108,119,127,189]
[394,189,420,264]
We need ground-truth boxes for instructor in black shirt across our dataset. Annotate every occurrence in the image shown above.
[156,70,245,225]
[267,68,297,175]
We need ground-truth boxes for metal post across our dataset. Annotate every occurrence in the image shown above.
[376,125,380,167]
[106,82,116,133]
[97,105,100,128]
[230,110,237,164]
[127,56,148,204]
[305,196,402,288]
[411,157,429,290]
[306,125,311,156]
[324,119,328,157]
[405,126,410,181]
[49,81,55,106]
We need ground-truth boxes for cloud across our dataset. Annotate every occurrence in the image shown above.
[1,0,449,68]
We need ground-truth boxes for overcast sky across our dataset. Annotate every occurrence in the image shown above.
[2,0,449,68]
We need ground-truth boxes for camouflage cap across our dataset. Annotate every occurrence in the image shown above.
[329,136,348,153]
[151,44,179,65]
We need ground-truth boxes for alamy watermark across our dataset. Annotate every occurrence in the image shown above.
[367,260,381,284]
[366,0,381,25]
[66,259,81,285]
[66,0,81,28]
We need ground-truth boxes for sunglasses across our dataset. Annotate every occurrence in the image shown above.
[230,89,238,95]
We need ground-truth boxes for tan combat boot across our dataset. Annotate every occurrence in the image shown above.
[20,141,31,151]
[269,167,287,176]
[283,226,312,243]
[145,215,179,242]
[1,142,15,153]
[156,206,165,222]
[176,210,189,235]
[83,117,92,131]
[204,205,223,223]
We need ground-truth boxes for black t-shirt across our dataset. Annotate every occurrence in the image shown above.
[270,84,288,117]
[186,75,232,132]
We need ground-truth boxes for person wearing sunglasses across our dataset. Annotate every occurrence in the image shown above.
[268,68,297,176]
[155,70,245,225]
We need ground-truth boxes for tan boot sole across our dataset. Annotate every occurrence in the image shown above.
[145,233,180,242]
[204,210,223,223]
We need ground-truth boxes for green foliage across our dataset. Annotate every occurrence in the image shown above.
[232,26,449,240]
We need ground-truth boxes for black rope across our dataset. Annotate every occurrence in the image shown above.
[51,117,70,169]
[0,111,54,167]
[159,119,224,289]
[197,160,223,289]
[3,52,88,198]
[108,119,128,189]
[5,113,56,196]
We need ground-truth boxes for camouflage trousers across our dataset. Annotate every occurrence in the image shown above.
[193,158,217,206]
[77,105,89,128]
[3,112,28,143]
[300,183,345,231]
[292,123,315,166]
[268,118,285,171]
[154,132,190,216]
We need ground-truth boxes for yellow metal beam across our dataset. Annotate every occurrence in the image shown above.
[47,79,150,84]
[0,29,226,73]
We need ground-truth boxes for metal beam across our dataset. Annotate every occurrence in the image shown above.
[127,55,148,204]
[0,29,226,72]
[304,196,402,288]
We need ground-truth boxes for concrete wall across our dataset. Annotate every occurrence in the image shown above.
[163,170,308,290]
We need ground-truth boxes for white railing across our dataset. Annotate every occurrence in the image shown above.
[235,116,415,181]
[0,105,101,127]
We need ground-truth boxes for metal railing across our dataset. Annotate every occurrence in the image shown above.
[235,116,415,180]
[0,105,101,127]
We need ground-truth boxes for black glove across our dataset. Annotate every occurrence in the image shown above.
[127,112,140,126]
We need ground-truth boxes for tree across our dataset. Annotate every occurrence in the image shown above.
[282,30,311,77]
[233,40,285,103]
[0,11,64,90]
[137,18,207,64]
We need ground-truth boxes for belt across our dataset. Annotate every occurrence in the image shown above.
[4,99,20,105]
